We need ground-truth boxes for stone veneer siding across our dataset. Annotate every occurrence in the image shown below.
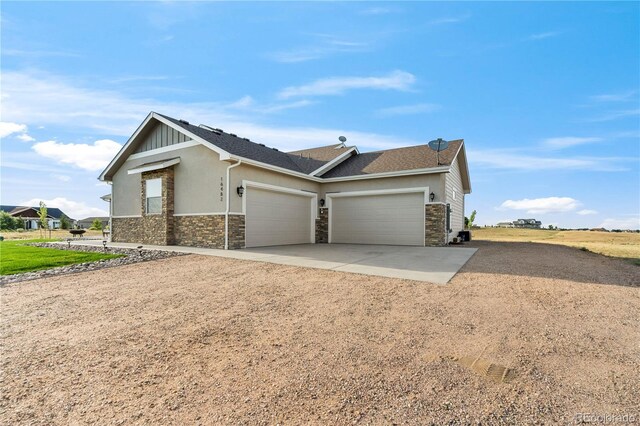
[111,217,144,243]
[227,214,245,249]
[174,215,225,249]
[425,203,447,246]
[315,208,328,243]
[112,167,175,245]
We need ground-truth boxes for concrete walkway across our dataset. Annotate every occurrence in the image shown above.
[65,240,477,284]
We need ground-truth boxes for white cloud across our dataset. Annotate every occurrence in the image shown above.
[0,69,422,154]
[499,197,581,214]
[527,31,561,41]
[0,121,34,141]
[32,139,122,171]
[590,90,637,102]
[359,7,400,15]
[428,13,471,25]
[51,174,71,182]
[19,197,108,220]
[375,103,441,117]
[0,122,27,138]
[267,35,370,63]
[468,149,630,172]
[586,109,640,122]
[541,136,602,149]
[17,133,35,142]
[278,70,416,99]
[577,209,598,215]
[599,216,640,230]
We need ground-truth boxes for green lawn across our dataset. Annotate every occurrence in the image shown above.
[0,239,123,276]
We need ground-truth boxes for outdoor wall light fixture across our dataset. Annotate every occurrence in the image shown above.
[429,192,435,202]
[237,185,244,197]
[319,198,325,207]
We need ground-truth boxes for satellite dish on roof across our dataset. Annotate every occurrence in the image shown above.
[427,138,449,166]
[338,136,347,143]
[428,138,449,152]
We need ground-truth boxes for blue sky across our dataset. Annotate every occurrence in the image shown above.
[1,2,638,228]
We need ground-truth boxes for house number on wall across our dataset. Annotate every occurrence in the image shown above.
[220,177,224,202]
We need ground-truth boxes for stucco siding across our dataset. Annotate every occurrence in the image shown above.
[445,156,465,235]
[229,164,320,213]
[321,174,444,201]
[112,144,227,216]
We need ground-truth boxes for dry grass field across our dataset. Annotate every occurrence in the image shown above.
[473,228,640,261]
[0,229,105,240]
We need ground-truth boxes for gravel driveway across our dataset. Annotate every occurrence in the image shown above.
[1,241,638,424]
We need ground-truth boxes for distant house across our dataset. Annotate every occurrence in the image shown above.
[496,219,542,229]
[0,205,74,230]
[496,221,515,228]
[514,219,542,229]
[77,217,109,229]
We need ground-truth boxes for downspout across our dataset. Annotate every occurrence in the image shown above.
[224,159,242,250]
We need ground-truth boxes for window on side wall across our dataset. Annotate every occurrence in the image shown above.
[146,178,162,214]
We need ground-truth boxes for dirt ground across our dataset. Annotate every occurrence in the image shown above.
[1,241,639,424]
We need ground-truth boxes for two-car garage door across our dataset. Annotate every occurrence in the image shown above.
[244,184,426,248]
[245,187,314,248]
[330,192,425,246]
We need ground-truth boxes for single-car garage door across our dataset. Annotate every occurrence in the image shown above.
[246,187,314,248]
[330,192,425,246]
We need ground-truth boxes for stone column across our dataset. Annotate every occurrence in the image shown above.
[316,208,328,243]
[141,167,175,245]
[425,203,447,246]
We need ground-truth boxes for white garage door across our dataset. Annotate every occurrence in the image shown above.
[330,192,425,246]
[246,187,313,248]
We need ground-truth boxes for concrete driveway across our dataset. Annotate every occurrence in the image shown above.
[65,241,477,284]
[235,244,477,284]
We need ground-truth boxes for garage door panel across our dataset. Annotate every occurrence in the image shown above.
[246,188,313,248]
[331,192,424,246]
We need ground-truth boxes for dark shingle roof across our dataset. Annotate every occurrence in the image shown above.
[158,114,329,174]
[320,140,463,178]
[0,205,21,213]
[158,113,463,179]
[0,205,71,220]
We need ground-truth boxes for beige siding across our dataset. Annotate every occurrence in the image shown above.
[321,174,444,201]
[112,145,227,216]
[134,123,191,153]
[229,164,320,213]
[445,156,465,235]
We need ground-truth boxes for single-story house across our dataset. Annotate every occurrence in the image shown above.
[77,216,110,229]
[497,219,542,229]
[0,205,73,230]
[99,112,471,249]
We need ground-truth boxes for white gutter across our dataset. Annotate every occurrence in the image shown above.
[224,159,242,249]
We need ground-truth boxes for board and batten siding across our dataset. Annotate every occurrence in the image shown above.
[134,123,192,153]
[445,156,465,235]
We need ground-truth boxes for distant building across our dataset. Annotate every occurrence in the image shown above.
[0,205,74,229]
[513,219,542,229]
[77,217,110,229]
[496,219,542,229]
[496,221,514,228]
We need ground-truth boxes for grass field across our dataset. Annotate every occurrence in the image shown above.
[0,239,122,276]
[473,227,640,261]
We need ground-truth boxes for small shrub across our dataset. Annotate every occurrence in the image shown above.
[580,247,590,252]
